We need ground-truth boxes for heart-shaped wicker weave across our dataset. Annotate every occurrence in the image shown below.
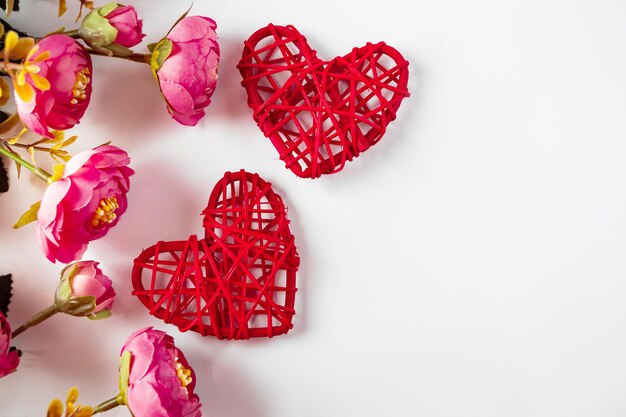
[132,170,300,340]
[238,24,410,178]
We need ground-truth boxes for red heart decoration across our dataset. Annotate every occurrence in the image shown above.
[132,170,300,340]
[238,24,410,179]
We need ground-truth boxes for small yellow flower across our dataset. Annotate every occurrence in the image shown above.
[13,43,51,102]
[46,387,94,417]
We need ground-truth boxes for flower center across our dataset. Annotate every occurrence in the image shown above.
[91,197,119,227]
[175,357,193,388]
[70,68,90,105]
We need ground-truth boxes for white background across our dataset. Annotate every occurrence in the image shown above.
[1,0,626,416]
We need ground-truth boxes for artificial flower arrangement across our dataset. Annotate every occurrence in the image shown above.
[0,0,219,262]
[0,1,219,415]
[0,1,411,415]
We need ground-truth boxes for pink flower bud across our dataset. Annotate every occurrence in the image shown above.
[79,3,145,53]
[104,4,144,47]
[59,261,116,315]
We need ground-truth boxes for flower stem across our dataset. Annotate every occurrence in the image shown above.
[0,143,52,182]
[11,304,59,338]
[63,29,80,38]
[87,48,150,64]
[93,393,125,414]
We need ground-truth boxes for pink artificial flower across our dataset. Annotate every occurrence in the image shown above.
[61,261,115,314]
[0,312,20,378]
[153,16,220,126]
[105,4,145,47]
[121,327,201,417]
[36,145,134,264]
[16,34,92,138]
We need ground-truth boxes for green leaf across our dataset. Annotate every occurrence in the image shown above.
[167,5,192,36]
[98,2,118,17]
[150,38,172,79]
[87,308,112,320]
[55,264,77,304]
[60,263,79,280]
[60,295,96,316]
[12,200,40,229]
[119,350,131,404]
[78,10,118,49]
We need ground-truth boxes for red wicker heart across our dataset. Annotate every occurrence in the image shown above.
[132,170,300,340]
[238,24,410,179]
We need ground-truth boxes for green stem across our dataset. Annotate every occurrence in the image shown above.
[87,48,150,64]
[63,29,80,38]
[0,143,52,182]
[93,393,125,414]
[11,304,59,338]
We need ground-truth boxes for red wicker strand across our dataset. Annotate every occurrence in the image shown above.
[238,24,410,179]
[132,170,300,340]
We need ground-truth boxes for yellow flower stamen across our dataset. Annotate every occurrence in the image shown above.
[175,357,193,388]
[91,197,119,227]
[70,68,90,105]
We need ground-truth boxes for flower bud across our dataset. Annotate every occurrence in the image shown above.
[78,2,144,56]
[55,261,115,320]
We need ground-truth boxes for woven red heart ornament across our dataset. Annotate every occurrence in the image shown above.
[132,170,300,340]
[238,24,410,179]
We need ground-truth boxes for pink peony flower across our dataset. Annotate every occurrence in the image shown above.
[36,145,134,264]
[104,4,145,47]
[0,312,20,378]
[59,260,116,314]
[16,35,92,138]
[152,16,220,126]
[120,327,201,417]
[79,3,145,53]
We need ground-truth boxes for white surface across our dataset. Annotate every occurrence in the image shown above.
[1,0,626,416]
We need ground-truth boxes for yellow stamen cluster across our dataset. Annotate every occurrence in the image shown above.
[46,386,94,417]
[91,197,119,227]
[175,357,193,388]
[71,68,91,105]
